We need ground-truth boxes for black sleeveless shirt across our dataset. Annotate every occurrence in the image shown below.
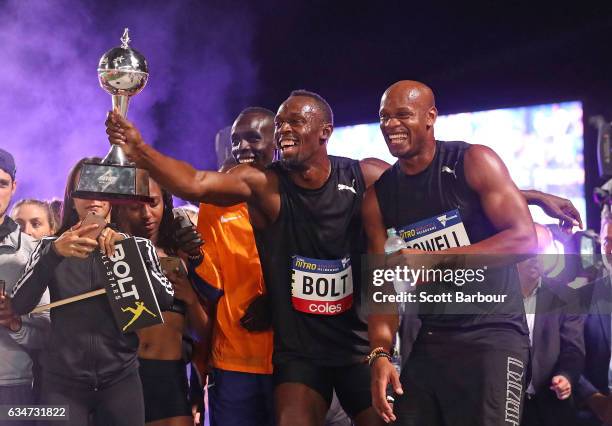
[375,140,527,334]
[254,156,369,366]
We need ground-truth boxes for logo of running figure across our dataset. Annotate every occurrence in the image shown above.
[121,301,157,331]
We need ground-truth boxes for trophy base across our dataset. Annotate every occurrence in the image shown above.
[73,162,153,203]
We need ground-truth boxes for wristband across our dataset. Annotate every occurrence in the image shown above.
[366,346,392,366]
[368,352,392,367]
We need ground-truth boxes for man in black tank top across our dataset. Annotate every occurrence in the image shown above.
[364,81,539,426]
[104,85,582,426]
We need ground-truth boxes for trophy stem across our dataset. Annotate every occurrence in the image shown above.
[112,95,130,117]
[106,94,132,166]
[103,145,130,166]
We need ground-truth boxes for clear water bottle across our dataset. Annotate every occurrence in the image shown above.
[384,227,407,255]
[384,228,413,313]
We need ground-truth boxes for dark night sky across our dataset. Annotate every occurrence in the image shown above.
[249,1,612,122]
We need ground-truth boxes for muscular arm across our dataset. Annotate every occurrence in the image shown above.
[105,112,277,221]
[136,139,271,210]
[360,158,391,189]
[363,186,399,349]
[138,142,257,205]
[363,185,403,422]
[443,145,537,259]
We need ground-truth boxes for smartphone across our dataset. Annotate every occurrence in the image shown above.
[80,212,107,240]
[160,256,188,278]
[0,280,6,308]
[173,208,193,229]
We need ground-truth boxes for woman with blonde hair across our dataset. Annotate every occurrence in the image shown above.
[10,199,57,240]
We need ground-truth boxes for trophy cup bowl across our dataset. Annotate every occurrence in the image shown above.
[73,29,153,203]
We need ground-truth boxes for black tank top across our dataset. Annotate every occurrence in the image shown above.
[254,156,369,366]
[375,140,527,334]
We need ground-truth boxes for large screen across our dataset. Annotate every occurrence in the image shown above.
[328,101,585,224]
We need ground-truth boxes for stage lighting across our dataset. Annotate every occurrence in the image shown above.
[544,224,601,284]
[542,237,565,279]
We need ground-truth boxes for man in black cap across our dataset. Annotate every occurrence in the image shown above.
[0,148,50,421]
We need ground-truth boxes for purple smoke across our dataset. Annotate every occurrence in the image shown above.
[0,0,257,205]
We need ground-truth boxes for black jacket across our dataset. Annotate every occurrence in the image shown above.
[11,237,173,389]
[576,276,612,402]
[529,283,585,393]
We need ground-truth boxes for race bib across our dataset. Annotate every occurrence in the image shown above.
[398,209,471,251]
[291,255,353,316]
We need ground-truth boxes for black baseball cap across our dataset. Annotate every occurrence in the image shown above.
[0,149,16,180]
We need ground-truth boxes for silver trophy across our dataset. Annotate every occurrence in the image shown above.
[73,28,153,202]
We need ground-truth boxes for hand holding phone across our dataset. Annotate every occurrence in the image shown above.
[0,280,14,322]
[160,256,188,278]
[172,209,203,258]
[80,212,107,240]
[0,280,6,309]
[161,256,200,306]
[52,214,102,259]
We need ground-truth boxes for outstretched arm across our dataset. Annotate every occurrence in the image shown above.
[522,189,583,232]
[441,145,537,258]
[105,111,270,207]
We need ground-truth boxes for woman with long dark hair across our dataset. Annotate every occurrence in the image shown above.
[8,157,174,426]
[114,177,210,426]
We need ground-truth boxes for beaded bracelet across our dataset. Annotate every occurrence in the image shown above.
[368,352,393,367]
[366,346,393,366]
